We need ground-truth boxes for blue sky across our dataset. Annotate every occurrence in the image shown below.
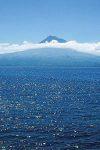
[0,0,100,43]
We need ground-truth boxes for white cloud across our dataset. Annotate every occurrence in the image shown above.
[0,40,100,56]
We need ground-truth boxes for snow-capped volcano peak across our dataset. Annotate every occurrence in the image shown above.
[40,35,66,43]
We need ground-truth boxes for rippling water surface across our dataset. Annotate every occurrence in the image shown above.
[0,67,100,150]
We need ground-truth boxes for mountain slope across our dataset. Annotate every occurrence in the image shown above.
[40,35,66,43]
[0,48,100,67]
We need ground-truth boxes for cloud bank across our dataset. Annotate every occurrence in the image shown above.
[0,40,100,56]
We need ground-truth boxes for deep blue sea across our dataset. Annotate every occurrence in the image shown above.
[0,67,100,150]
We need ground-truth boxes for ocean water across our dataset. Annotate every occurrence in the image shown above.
[0,67,100,150]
